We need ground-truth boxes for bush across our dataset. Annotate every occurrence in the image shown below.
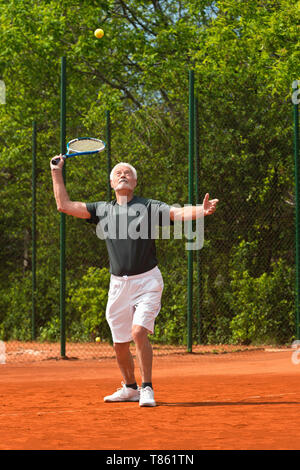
[0,274,32,341]
[0,267,111,343]
[66,267,111,342]
[229,259,295,345]
[152,264,187,345]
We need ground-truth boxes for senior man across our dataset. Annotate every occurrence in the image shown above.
[50,155,218,407]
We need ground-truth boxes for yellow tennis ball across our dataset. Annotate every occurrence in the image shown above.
[95,337,101,343]
[94,29,104,39]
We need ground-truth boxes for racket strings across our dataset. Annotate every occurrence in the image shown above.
[68,138,105,153]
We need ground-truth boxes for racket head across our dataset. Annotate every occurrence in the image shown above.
[51,137,106,166]
[66,137,106,156]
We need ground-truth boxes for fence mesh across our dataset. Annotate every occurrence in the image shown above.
[0,85,297,363]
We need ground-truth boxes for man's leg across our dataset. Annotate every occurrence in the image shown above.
[131,325,153,383]
[103,341,140,403]
[114,341,136,385]
[132,325,156,407]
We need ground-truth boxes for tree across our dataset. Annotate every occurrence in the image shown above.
[0,0,298,344]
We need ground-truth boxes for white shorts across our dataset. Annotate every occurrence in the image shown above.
[106,266,164,343]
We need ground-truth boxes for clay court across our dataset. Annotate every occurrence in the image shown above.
[0,347,300,450]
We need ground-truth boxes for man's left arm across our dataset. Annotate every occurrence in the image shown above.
[170,193,219,221]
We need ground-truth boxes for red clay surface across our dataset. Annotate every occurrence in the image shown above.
[0,349,299,450]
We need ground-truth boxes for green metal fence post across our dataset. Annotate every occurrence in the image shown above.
[293,80,300,340]
[106,110,112,201]
[60,57,67,358]
[187,70,195,352]
[194,97,202,344]
[32,120,37,340]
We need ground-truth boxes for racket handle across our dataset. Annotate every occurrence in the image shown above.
[51,155,66,166]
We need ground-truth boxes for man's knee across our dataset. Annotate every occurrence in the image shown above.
[114,341,130,355]
[132,325,150,345]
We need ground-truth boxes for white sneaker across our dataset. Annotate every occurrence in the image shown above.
[139,386,156,407]
[104,382,140,403]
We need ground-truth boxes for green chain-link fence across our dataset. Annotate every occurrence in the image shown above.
[1,72,298,363]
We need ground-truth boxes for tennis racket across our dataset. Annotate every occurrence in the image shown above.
[51,137,106,165]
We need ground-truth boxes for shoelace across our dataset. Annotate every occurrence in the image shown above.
[116,382,139,395]
[141,387,153,398]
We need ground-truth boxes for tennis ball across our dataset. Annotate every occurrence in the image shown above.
[94,29,104,39]
[95,337,101,343]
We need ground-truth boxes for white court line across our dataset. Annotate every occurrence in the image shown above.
[0,409,101,417]
[0,405,139,418]
[247,392,297,399]
[0,393,298,418]
[264,348,292,352]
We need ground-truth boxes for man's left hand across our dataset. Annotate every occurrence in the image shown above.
[203,193,219,216]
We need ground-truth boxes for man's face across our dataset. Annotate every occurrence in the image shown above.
[110,165,137,194]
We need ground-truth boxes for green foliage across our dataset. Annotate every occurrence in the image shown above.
[229,258,295,344]
[153,263,188,345]
[66,267,111,342]
[0,274,32,341]
[0,0,298,345]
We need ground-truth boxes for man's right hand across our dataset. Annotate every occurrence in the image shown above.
[50,156,91,219]
[50,154,65,170]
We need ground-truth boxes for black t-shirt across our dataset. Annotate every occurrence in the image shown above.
[86,196,173,276]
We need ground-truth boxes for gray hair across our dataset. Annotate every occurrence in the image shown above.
[110,162,137,180]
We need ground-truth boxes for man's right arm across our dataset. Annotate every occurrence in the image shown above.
[50,155,91,219]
